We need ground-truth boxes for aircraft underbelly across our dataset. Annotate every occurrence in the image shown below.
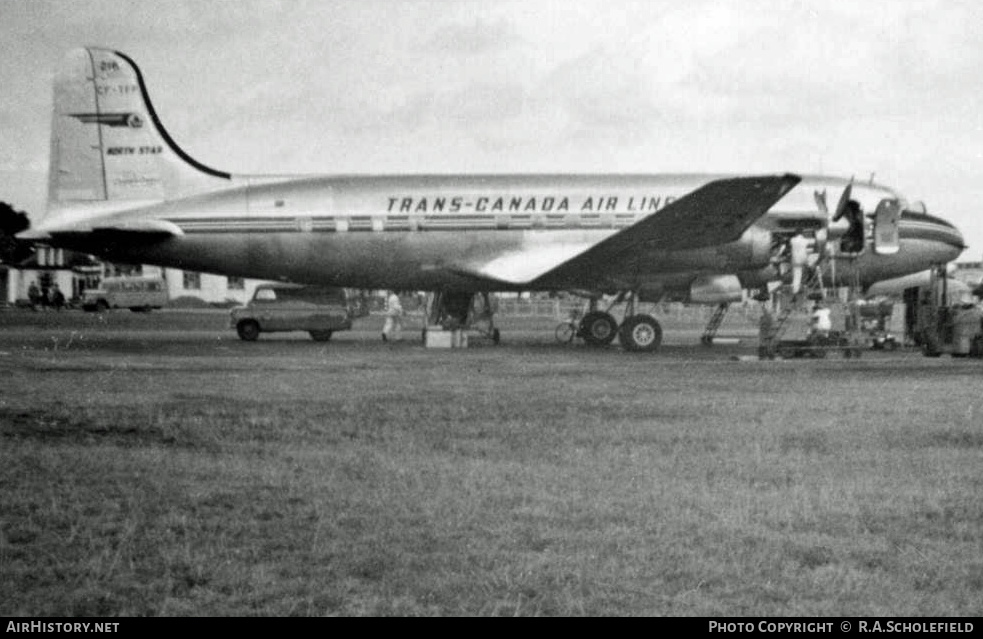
[83,228,760,291]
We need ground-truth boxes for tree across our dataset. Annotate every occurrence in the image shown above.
[0,201,33,265]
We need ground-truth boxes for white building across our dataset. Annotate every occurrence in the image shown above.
[4,246,270,307]
[137,265,269,306]
[5,246,98,305]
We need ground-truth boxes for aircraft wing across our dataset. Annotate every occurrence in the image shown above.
[454,174,800,288]
[532,174,799,288]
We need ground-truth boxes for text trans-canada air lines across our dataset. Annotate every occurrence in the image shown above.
[22,47,966,353]
[387,195,673,214]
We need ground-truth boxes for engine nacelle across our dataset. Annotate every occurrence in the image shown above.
[737,225,774,270]
[689,274,744,304]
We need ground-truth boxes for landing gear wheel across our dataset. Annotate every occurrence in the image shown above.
[619,315,663,353]
[555,322,576,344]
[237,320,260,341]
[579,311,618,346]
[309,330,333,342]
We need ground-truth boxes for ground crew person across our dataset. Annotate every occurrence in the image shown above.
[49,283,66,311]
[382,290,403,342]
[810,301,832,340]
[834,199,865,253]
[788,233,809,296]
[27,281,41,310]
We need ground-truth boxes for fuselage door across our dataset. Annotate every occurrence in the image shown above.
[872,198,901,255]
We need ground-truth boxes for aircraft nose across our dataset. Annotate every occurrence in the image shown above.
[952,225,966,250]
[937,215,967,251]
[903,207,966,253]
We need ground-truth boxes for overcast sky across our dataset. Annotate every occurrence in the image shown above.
[1,0,981,258]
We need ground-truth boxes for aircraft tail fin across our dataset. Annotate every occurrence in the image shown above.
[44,47,231,225]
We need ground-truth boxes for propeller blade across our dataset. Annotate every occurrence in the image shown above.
[832,182,853,222]
[813,189,829,217]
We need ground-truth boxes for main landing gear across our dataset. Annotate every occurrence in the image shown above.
[424,290,664,353]
[577,292,663,353]
[425,291,501,345]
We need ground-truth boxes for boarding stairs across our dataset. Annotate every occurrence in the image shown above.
[769,264,827,343]
[700,303,730,345]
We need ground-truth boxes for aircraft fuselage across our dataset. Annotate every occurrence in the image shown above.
[42,173,963,297]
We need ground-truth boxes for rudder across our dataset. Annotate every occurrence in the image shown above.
[47,48,230,213]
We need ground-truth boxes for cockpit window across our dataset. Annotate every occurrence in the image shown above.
[901,210,956,230]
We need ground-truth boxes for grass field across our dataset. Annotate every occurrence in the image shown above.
[1,308,981,616]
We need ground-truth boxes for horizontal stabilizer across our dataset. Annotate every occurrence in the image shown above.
[90,218,183,236]
[19,218,182,242]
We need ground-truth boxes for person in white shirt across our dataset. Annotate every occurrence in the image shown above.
[382,290,403,342]
[810,301,832,339]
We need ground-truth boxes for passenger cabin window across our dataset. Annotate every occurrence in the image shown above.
[254,288,277,302]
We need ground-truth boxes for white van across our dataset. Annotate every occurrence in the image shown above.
[82,276,169,312]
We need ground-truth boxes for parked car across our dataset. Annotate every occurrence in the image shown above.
[82,276,169,312]
[230,284,354,341]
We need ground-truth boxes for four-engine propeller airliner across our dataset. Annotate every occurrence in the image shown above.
[22,48,966,352]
